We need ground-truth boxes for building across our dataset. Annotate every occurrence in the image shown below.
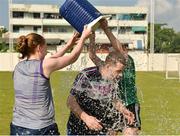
[10,4,148,51]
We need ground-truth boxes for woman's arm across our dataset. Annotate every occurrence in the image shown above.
[43,26,91,77]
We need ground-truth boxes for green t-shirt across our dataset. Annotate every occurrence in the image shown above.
[118,55,139,106]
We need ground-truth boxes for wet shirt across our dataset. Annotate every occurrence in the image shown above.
[67,67,123,135]
[118,55,139,106]
[13,60,55,129]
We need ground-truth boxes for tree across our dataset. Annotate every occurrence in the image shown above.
[171,32,180,53]
[0,42,8,52]
[148,23,178,53]
[154,24,176,53]
[0,27,8,37]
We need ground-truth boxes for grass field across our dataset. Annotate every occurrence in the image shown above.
[0,71,180,135]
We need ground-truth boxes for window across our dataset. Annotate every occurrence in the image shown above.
[118,27,131,34]
[132,26,147,34]
[13,12,24,18]
[13,26,24,32]
[33,13,40,18]
[44,13,60,19]
[43,26,73,33]
[33,26,41,32]
[117,13,146,20]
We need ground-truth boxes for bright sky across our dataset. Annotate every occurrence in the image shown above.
[0,0,179,32]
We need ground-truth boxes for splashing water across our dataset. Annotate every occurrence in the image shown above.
[71,68,126,131]
[72,70,119,100]
[65,51,144,133]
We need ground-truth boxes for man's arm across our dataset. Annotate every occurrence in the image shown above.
[67,73,103,131]
[67,95,103,130]
[100,19,126,55]
[88,32,104,67]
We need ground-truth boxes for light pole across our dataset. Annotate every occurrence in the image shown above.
[150,0,154,54]
[8,0,13,52]
[149,0,155,71]
[8,0,14,71]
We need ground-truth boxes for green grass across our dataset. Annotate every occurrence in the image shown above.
[0,71,180,135]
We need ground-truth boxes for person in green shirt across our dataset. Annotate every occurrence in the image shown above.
[118,44,141,135]
[118,44,139,105]
[89,19,141,135]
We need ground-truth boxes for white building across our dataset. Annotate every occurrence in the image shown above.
[10,4,148,51]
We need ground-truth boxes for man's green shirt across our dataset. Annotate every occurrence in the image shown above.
[118,55,139,106]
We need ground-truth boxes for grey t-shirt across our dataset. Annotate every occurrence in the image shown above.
[12,60,55,129]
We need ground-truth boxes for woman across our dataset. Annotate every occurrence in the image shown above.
[10,26,91,135]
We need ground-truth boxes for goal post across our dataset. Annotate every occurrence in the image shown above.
[165,54,180,81]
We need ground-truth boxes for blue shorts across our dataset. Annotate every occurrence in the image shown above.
[10,122,60,135]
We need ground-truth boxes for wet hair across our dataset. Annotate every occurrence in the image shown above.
[105,51,127,66]
[16,33,45,59]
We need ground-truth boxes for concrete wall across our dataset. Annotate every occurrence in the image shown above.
[0,53,179,72]
[0,53,19,71]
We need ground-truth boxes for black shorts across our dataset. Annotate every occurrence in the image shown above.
[124,103,141,130]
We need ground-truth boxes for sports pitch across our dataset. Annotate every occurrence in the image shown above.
[0,71,180,135]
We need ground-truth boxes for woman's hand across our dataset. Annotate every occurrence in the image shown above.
[67,32,80,48]
[81,25,92,40]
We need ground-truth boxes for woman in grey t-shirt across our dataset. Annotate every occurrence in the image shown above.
[11,26,91,135]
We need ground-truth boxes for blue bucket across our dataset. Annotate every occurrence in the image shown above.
[60,0,102,33]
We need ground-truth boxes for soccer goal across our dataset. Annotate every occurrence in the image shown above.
[165,54,180,81]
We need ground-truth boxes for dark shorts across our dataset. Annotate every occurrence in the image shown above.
[10,122,60,135]
[123,103,141,130]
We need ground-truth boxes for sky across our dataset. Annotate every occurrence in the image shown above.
[0,0,179,32]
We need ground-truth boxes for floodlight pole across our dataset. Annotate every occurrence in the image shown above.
[9,0,13,52]
[150,0,154,54]
[149,0,155,71]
